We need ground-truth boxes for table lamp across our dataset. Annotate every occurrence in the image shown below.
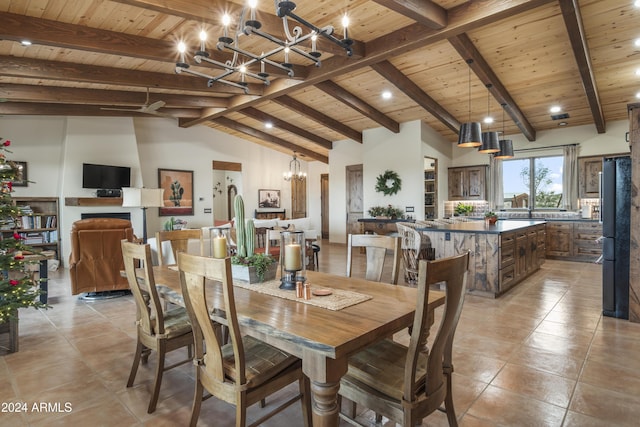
[122,187,164,243]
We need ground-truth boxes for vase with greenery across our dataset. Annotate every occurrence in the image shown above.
[231,195,276,283]
[485,211,498,225]
[0,137,47,329]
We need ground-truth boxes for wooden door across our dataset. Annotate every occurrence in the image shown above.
[291,178,307,219]
[346,164,363,239]
[321,174,329,239]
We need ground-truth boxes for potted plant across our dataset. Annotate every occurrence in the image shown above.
[454,203,474,216]
[485,211,499,225]
[368,205,404,219]
[230,195,277,283]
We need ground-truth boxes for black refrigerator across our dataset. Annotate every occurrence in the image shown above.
[602,156,631,319]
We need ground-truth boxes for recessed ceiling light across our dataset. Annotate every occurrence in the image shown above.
[265,122,273,129]
[636,68,640,76]
[635,0,640,8]
[381,90,392,100]
[558,122,568,126]
[635,38,640,47]
[483,116,494,124]
[20,40,32,46]
[636,91,640,99]
[549,105,561,113]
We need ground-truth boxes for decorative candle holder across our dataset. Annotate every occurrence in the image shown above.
[280,230,306,290]
[210,227,230,259]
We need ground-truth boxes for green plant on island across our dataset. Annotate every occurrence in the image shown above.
[0,137,47,324]
[368,205,404,219]
[485,211,498,218]
[454,203,474,216]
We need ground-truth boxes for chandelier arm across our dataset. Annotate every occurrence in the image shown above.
[288,46,321,65]
[282,10,352,54]
[220,42,295,76]
[175,66,249,93]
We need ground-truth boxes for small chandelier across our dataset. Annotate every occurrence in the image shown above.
[495,104,514,159]
[457,59,482,148]
[175,0,353,93]
[283,153,306,181]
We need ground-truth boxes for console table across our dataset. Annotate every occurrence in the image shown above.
[358,218,411,235]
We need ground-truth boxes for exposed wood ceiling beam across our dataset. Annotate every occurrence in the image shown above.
[315,81,400,133]
[370,60,460,134]
[558,0,605,133]
[272,95,363,143]
[0,102,200,118]
[241,107,333,150]
[371,0,447,29]
[0,84,228,109]
[448,33,536,141]
[211,117,329,163]
[183,0,557,127]
[111,0,365,59]
[0,56,258,95]
[0,11,306,80]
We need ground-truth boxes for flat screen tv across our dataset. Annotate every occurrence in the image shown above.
[82,163,131,190]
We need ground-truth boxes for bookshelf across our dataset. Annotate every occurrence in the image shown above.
[4,197,61,262]
[424,157,437,219]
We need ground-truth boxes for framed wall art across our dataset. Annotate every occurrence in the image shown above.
[11,161,28,187]
[158,168,194,216]
[258,189,280,208]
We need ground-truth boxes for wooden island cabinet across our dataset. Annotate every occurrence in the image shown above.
[417,220,546,298]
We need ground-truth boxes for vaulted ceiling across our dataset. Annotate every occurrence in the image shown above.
[0,1,637,164]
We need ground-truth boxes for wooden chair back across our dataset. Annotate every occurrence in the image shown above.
[408,252,469,405]
[264,228,282,259]
[121,240,165,336]
[396,222,433,284]
[346,234,401,284]
[155,229,204,265]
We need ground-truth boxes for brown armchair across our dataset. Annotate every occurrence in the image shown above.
[69,218,135,296]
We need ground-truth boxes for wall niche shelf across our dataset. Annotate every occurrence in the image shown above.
[65,197,123,207]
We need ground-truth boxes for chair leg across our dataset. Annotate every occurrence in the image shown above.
[444,373,458,427]
[189,375,204,427]
[299,375,312,427]
[236,394,247,427]
[148,341,166,413]
[127,339,143,387]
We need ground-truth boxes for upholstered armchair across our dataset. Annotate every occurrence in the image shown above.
[69,218,135,296]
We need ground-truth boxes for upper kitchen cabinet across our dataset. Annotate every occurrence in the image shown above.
[578,156,603,198]
[448,165,488,201]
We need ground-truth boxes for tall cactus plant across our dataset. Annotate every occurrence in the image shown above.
[234,195,246,257]
[245,219,255,256]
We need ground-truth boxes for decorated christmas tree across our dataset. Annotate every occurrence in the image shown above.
[0,137,46,324]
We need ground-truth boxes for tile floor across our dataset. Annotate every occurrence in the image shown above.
[2,242,640,426]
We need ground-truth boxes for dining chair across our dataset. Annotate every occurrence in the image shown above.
[346,234,401,284]
[177,252,311,427]
[263,228,282,258]
[121,240,194,414]
[396,222,434,285]
[155,229,204,265]
[338,251,470,427]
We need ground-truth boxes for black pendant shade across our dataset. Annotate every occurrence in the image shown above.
[479,131,500,153]
[495,139,514,159]
[457,122,482,147]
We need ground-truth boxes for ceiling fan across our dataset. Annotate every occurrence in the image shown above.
[101,88,171,117]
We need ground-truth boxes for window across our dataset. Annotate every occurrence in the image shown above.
[502,155,563,209]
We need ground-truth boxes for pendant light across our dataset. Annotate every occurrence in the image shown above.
[494,104,514,159]
[457,59,482,147]
[479,83,500,154]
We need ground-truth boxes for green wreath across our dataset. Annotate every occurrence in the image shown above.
[375,170,402,196]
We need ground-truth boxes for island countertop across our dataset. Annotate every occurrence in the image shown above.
[415,219,546,234]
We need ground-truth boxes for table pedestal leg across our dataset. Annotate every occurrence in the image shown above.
[310,380,340,426]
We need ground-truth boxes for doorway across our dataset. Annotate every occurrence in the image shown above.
[321,174,329,239]
[346,164,363,240]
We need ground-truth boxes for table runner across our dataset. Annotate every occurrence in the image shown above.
[167,265,371,310]
[233,279,371,311]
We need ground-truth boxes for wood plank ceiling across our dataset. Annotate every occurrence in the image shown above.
[0,0,638,163]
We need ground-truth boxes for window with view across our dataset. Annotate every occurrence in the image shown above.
[502,155,563,209]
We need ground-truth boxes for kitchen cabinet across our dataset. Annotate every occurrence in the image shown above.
[546,222,572,257]
[545,221,602,262]
[578,156,603,198]
[448,165,487,200]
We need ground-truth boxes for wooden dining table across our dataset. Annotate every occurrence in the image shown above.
[147,265,445,427]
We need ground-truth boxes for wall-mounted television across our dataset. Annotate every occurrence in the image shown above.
[82,163,131,190]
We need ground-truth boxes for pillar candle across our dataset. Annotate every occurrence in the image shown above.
[284,243,302,270]
[212,236,227,259]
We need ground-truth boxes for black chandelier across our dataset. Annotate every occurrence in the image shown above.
[175,0,353,93]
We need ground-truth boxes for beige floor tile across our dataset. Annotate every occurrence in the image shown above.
[569,382,640,426]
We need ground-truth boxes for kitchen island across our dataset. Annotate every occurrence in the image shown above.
[416,220,546,297]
